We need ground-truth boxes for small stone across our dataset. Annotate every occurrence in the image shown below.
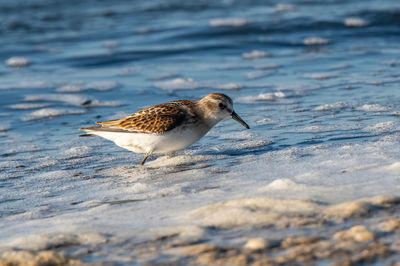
[195,252,217,264]
[0,250,81,266]
[282,236,321,248]
[165,244,217,256]
[365,195,400,207]
[214,254,247,266]
[377,219,400,232]
[333,225,375,242]
[244,238,268,251]
[325,201,370,220]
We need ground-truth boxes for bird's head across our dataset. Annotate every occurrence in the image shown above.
[199,93,250,129]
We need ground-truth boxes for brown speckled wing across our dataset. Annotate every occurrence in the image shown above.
[104,102,190,134]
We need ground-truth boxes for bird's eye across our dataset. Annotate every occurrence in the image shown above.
[218,103,225,109]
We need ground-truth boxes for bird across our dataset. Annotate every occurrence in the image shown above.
[80,93,250,165]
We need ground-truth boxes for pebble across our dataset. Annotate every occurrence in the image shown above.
[333,225,375,242]
[244,238,268,250]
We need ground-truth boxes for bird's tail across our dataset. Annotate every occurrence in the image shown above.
[79,125,102,137]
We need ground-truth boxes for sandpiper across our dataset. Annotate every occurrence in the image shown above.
[80,93,250,165]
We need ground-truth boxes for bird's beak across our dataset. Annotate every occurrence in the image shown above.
[231,111,250,129]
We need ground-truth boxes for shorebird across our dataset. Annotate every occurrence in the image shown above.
[80,93,249,165]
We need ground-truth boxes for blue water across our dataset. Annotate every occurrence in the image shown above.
[0,0,400,263]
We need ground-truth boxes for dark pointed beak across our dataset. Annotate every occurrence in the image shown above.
[231,111,250,129]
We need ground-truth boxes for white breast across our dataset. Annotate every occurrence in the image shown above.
[90,124,210,154]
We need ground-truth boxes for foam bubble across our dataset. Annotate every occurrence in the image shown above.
[22,108,86,121]
[238,92,286,103]
[263,178,308,191]
[209,18,249,27]
[219,130,255,139]
[242,50,269,60]
[364,121,396,134]
[146,155,217,167]
[82,99,124,107]
[9,103,49,110]
[356,104,391,112]
[304,72,338,80]
[56,85,83,93]
[24,94,123,107]
[314,102,347,111]
[25,94,89,106]
[5,57,31,67]
[234,140,272,150]
[255,118,277,125]
[56,81,119,93]
[303,37,330,45]
[63,146,92,159]
[154,78,202,91]
[217,83,243,90]
[0,81,53,90]
[345,18,367,27]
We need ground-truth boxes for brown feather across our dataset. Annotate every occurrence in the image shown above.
[96,101,196,134]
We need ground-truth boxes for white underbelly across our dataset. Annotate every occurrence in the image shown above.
[89,126,209,154]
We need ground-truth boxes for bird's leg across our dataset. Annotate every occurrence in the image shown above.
[140,151,153,165]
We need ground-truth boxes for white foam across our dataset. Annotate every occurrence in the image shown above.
[364,121,396,134]
[356,104,391,112]
[9,103,49,110]
[263,178,308,191]
[238,92,286,103]
[314,102,347,111]
[25,94,89,106]
[234,140,272,150]
[24,94,123,107]
[84,99,124,107]
[56,81,119,93]
[217,83,243,90]
[5,57,31,67]
[300,125,336,133]
[154,78,202,91]
[255,118,277,125]
[209,18,249,27]
[146,155,217,167]
[63,146,92,159]
[22,108,86,121]
[303,37,330,45]
[304,72,337,80]
[219,131,256,140]
[242,50,269,60]
[345,17,367,27]
[56,85,83,93]
[1,81,53,90]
